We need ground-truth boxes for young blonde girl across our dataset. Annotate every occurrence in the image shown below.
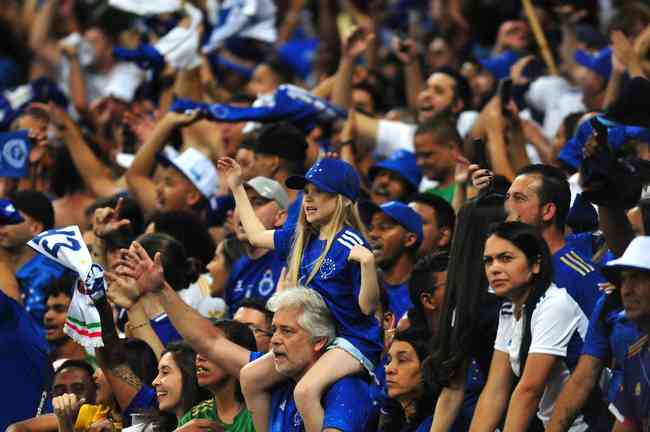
[217,156,382,432]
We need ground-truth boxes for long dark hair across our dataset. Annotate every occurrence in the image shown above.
[137,233,201,291]
[486,222,553,371]
[428,191,505,386]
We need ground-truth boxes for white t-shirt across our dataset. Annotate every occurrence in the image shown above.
[375,110,479,157]
[494,283,589,430]
[526,75,586,139]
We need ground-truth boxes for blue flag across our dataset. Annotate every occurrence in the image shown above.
[0,130,29,178]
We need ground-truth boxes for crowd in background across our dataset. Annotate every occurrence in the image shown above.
[2,0,650,431]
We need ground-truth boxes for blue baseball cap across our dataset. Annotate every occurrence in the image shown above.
[368,150,422,191]
[286,158,360,202]
[575,46,612,80]
[479,50,520,80]
[0,198,23,225]
[362,200,424,247]
[559,115,650,170]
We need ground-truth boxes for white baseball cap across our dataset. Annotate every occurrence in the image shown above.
[603,236,650,283]
[159,148,218,199]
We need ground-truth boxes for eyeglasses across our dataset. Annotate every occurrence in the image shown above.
[248,325,273,338]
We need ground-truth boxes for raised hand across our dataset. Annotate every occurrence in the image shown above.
[162,109,202,128]
[471,165,494,190]
[392,37,418,65]
[347,244,375,265]
[93,197,130,239]
[53,393,82,432]
[118,242,166,295]
[105,268,140,310]
[216,157,244,190]
[342,27,375,60]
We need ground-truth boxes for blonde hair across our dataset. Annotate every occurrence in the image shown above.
[286,194,367,286]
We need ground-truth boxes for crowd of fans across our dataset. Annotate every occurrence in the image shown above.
[2,0,650,431]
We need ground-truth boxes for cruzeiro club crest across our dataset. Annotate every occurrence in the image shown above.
[319,257,336,279]
[3,138,27,169]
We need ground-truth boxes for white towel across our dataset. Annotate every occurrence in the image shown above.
[153,3,203,70]
[108,0,182,16]
[28,226,104,348]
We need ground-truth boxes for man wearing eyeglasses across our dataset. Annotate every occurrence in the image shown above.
[233,297,274,352]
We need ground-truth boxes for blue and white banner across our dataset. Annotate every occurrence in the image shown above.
[28,226,103,348]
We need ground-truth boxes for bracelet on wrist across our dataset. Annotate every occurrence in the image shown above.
[128,321,148,331]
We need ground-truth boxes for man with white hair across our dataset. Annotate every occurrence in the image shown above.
[135,277,380,432]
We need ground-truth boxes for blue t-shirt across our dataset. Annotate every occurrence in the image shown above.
[225,251,284,312]
[16,254,67,325]
[269,376,380,432]
[581,294,640,402]
[612,334,650,430]
[384,281,412,322]
[149,314,182,345]
[273,226,383,366]
[552,245,605,317]
[123,385,157,426]
[0,290,53,429]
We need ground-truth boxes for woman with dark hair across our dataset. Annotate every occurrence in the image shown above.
[470,222,589,431]
[153,341,211,430]
[380,327,438,432]
[177,320,257,431]
[426,190,505,430]
[206,237,246,298]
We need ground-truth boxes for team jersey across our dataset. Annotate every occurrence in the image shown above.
[494,284,589,430]
[225,251,284,312]
[16,254,67,326]
[149,313,182,345]
[171,84,347,134]
[0,290,53,429]
[269,376,380,432]
[122,385,157,427]
[202,0,277,52]
[178,398,254,432]
[383,281,412,322]
[581,294,640,402]
[552,244,605,317]
[611,334,650,430]
[273,226,383,366]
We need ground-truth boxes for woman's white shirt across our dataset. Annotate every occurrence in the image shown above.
[494,283,589,431]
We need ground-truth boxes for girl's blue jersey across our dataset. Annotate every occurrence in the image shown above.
[274,226,383,366]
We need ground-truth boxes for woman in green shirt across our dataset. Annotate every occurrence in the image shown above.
[177,320,257,432]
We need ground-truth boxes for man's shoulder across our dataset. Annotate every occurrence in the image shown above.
[553,246,601,280]
[324,375,376,404]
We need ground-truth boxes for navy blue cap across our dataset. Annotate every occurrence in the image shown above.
[369,150,422,190]
[575,47,612,80]
[363,200,424,247]
[286,158,360,202]
[0,198,23,225]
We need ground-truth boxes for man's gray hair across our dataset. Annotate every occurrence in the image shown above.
[266,287,336,344]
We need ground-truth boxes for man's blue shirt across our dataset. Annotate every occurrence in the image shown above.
[269,376,380,432]
[0,290,53,429]
[552,244,605,317]
[613,334,650,430]
[225,251,284,312]
[581,294,639,402]
[384,281,412,322]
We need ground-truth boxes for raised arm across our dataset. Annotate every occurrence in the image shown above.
[42,103,119,198]
[217,157,275,249]
[125,111,200,216]
[469,350,515,432]
[331,27,375,109]
[121,242,252,378]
